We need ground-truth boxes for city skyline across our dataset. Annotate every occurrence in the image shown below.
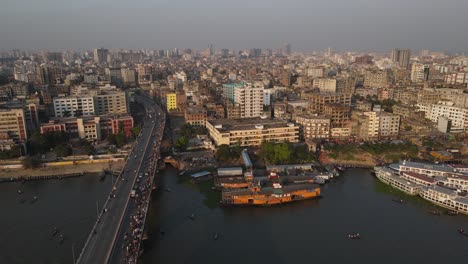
[2,0,468,53]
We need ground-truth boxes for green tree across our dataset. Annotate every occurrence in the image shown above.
[131,127,141,138]
[175,136,188,151]
[54,144,72,157]
[22,157,41,169]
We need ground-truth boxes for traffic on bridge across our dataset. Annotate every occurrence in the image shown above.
[76,95,165,264]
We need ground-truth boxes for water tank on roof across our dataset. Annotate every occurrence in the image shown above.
[215,124,222,129]
[287,123,295,127]
[255,124,264,129]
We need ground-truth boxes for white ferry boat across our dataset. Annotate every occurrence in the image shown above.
[374,167,420,195]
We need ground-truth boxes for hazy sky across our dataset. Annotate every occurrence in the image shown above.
[2,0,468,53]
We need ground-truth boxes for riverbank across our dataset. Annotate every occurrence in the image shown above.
[0,160,125,180]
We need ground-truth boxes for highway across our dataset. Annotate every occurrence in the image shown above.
[76,95,165,264]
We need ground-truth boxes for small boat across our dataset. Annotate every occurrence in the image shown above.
[58,235,64,244]
[160,228,165,235]
[165,188,172,192]
[459,228,468,237]
[428,210,441,216]
[336,166,345,172]
[446,210,459,216]
[30,196,38,204]
[347,233,361,240]
[392,198,404,204]
[213,233,219,240]
[189,213,196,220]
[52,227,58,237]
[17,190,23,195]
[18,198,26,204]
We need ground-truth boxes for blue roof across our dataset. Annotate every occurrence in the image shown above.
[190,171,211,178]
[242,149,253,168]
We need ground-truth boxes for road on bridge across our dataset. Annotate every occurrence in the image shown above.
[77,95,164,264]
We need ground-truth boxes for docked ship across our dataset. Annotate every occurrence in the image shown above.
[221,182,320,206]
[374,164,468,215]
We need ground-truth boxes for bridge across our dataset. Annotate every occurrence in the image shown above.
[76,95,165,264]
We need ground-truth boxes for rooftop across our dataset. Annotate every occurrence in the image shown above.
[400,161,457,173]
[208,118,297,132]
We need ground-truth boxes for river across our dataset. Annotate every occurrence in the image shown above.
[140,167,468,264]
[0,169,467,264]
[0,174,114,264]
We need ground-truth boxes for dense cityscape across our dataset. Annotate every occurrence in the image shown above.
[1,0,468,263]
[0,45,467,262]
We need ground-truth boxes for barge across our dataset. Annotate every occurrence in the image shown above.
[221,183,320,206]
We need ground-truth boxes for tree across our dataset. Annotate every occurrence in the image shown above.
[81,140,96,155]
[22,157,41,169]
[54,144,72,157]
[175,136,188,151]
[131,127,141,138]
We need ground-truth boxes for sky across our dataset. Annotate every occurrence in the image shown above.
[1,0,468,53]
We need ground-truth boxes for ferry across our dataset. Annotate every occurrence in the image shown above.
[374,167,420,195]
[375,166,468,215]
[221,183,320,206]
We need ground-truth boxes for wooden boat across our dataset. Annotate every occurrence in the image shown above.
[392,198,404,204]
[428,210,441,216]
[458,229,468,237]
[347,233,361,239]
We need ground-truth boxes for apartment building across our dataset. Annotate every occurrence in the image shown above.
[185,107,207,127]
[0,108,27,141]
[53,96,95,117]
[364,69,389,88]
[234,83,264,118]
[378,112,400,138]
[323,104,350,128]
[411,63,430,82]
[294,115,330,140]
[166,93,177,111]
[40,115,134,140]
[417,101,468,130]
[303,92,352,114]
[353,111,380,140]
[206,118,299,146]
[94,91,128,115]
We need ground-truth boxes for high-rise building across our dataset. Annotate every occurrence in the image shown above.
[94,91,128,115]
[391,49,411,69]
[234,83,264,118]
[222,82,244,103]
[166,93,177,111]
[53,96,95,117]
[411,63,430,82]
[93,48,109,64]
[137,64,152,84]
[121,68,137,87]
[0,108,27,141]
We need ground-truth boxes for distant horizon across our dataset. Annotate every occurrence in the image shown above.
[1,46,465,56]
[2,0,468,54]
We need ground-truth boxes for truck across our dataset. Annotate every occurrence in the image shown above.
[130,190,136,198]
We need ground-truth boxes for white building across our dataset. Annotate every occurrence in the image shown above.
[313,78,337,93]
[53,96,95,117]
[378,112,400,138]
[234,83,264,118]
[417,101,468,130]
[263,89,272,106]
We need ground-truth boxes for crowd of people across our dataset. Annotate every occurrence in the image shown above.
[123,112,165,264]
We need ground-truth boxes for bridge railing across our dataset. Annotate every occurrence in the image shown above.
[76,102,148,264]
